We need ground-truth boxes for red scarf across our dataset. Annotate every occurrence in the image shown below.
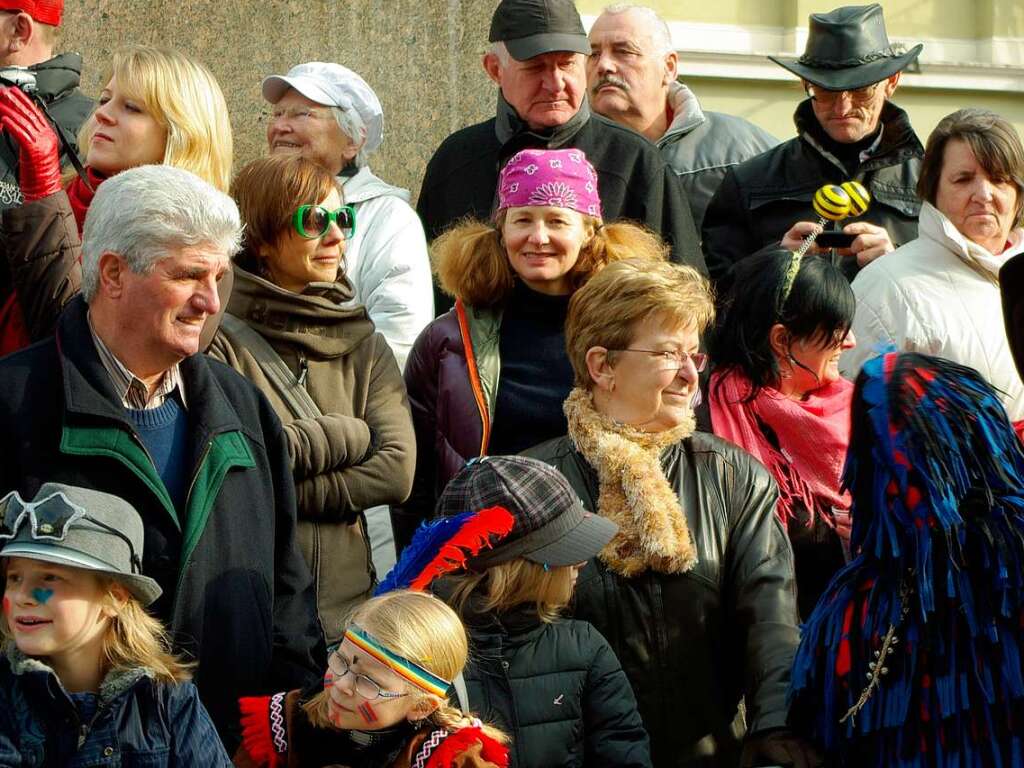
[65,167,107,234]
[709,367,853,529]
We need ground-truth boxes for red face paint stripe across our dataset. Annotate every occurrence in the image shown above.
[357,701,377,724]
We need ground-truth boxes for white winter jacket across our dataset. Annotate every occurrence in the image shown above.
[842,201,1024,420]
[340,166,433,370]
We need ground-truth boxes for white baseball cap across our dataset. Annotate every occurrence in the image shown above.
[262,62,384,154]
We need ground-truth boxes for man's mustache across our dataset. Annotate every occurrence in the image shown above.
[591,76,630,96]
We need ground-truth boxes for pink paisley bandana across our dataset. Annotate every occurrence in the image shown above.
[497,148,602,219]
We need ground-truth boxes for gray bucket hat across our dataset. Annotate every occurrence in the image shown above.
[0,483,162,606]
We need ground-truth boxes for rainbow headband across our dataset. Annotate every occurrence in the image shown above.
[344,625,451,698]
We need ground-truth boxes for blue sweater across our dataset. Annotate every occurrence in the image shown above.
[127,397,189,511]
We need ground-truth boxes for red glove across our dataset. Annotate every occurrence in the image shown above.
[0,86,62,202]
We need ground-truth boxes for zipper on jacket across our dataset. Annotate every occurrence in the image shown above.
[297,352,309,388]
[172,437,214,609]
[455,300,491,454]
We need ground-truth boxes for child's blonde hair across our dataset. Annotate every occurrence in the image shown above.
[0,568,191,685]
[304,591,505,742]
[445,558,576,623]
[77,45,233,192]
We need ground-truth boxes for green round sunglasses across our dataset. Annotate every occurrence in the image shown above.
[293,204,357,239]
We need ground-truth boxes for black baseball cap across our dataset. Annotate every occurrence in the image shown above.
[488,0,590,62]
[436,456,617,568]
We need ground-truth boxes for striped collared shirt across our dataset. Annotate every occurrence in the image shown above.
[88,316,187,411]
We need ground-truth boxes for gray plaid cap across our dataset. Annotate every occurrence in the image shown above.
[436,456,617,568]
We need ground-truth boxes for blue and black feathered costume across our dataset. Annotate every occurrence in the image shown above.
[789,352,1024,767]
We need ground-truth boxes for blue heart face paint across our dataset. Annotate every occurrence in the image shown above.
[31,588,54,605]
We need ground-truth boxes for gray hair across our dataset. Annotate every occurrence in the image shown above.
[81,165,242,303]
[601,4,674,56]
[330,105,372,168]
[489,41,512,67]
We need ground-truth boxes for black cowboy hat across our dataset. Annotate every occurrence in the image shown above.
[769,4,922,91]
[1001,253,1024,379]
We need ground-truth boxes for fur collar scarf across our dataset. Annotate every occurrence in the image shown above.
[564,388,697,576]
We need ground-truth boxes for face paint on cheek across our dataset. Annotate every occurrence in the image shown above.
[1,597,9,615]
[32,589,53,605]
[357,701,378,725]
[323,671,335,689]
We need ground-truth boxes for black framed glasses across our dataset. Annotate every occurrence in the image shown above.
[608,348,708,373]
[804,82,881,105]
[293,204,356,240]
[0,491,144,575]
[326,646,409,701]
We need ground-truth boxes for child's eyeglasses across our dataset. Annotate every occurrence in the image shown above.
[293,204,357,240]
[326,647,409,701]
[0,491,143,574]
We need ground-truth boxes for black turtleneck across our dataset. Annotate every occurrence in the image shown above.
[489,280,574,455]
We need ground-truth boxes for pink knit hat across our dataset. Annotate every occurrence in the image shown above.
[497,149,602,219]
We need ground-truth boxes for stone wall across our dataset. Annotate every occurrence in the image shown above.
[61,0,499,199]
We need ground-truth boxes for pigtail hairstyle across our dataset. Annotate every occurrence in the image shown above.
[303,591,506,744]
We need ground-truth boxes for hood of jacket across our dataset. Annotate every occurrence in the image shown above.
[918,200,1024,281]
[227,260,374,358]
[660,82,706,143]
[29,52,84,102]
[340,165,411,205]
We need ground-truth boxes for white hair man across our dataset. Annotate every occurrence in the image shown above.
[262,62,432,370]
[0,164,325,746]
[417,0,706,315]
[587,4,778,232]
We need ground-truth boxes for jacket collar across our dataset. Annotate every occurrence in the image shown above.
[6,643,152,706]
[57,295,247,438]
[794,98,923,171]
[339,165,411,205]
[660,82,706,143]
[917,201,1024,281]
[494,90,591,149]
[29,53,84,102]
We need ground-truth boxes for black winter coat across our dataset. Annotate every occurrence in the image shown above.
[701,100,924,288]
[524,433,799,768]
[458,604,651,768]
[0,297,325,748]
[416,100,705,299]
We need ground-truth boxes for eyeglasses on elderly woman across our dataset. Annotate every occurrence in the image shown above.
[607,348,708,373]
[293,204,356,240]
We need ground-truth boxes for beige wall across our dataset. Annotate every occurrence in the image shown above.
[60,0,499,197]
[579,0,1024,146]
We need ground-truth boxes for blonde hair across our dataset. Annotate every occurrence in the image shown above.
[303,591,506,742]
[1,569,191,685]
[433,214,669,307]
[77,46,233,192]
[445,558,575,624]
[567,259,715,388]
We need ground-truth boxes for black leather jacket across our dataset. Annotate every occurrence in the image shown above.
[524,432,799,768]
[702,100,924,288]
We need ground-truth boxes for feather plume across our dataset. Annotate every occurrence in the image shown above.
[375,507,515,595]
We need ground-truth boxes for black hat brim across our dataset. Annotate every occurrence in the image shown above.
[1001,252,1024,379]
[769,44,922,91]
[521,511,618,567]
[504,32,590,61]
